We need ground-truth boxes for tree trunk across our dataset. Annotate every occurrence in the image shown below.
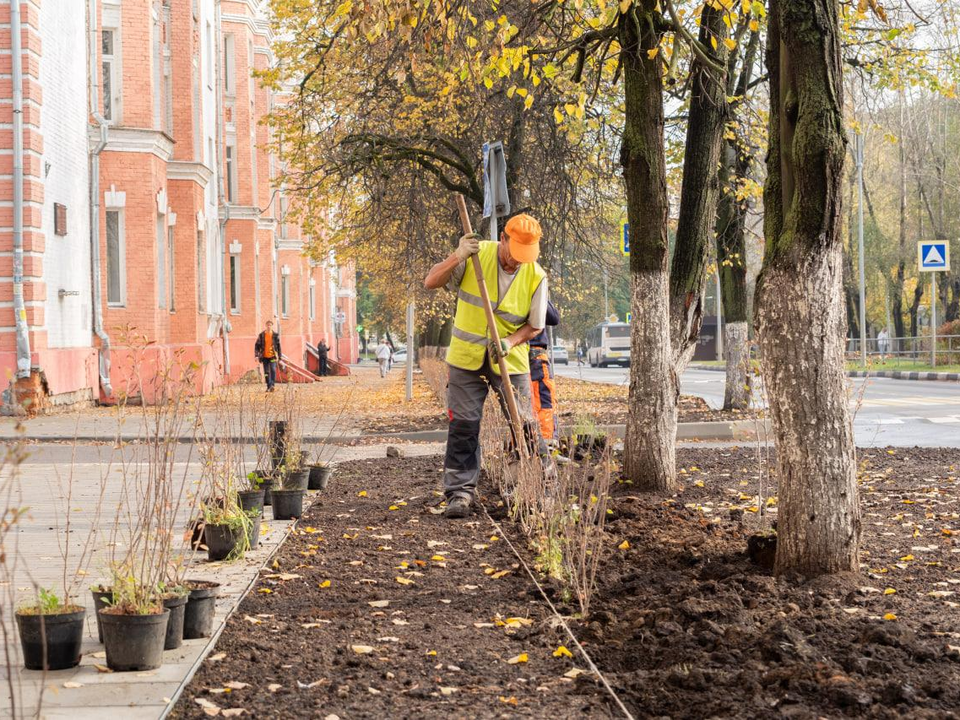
[716,143,752,411]
[756,0,860,578]
[715,27,758,412]
[669,5,728,371]
[843,171,860,343]
[620,3,676,493]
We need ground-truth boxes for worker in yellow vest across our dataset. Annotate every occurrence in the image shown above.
[424,213,552,519]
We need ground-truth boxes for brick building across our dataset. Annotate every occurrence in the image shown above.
[0,0,357,409]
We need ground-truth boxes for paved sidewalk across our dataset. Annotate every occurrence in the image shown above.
[2,443,444,719]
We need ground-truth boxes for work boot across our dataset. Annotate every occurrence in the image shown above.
[444,496,471,519]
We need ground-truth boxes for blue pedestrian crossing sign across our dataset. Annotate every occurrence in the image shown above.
[621,222,629,256]
[626,312,632,322]
[918,241,949,272]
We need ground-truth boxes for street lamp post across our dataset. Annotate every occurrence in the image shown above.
[856,133,868,367]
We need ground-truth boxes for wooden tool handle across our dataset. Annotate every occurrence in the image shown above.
[454,195,527,456]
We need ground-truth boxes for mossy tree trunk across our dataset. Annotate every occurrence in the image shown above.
[620,2,676,493]
[756,0,861,577]
[669,4,728,372]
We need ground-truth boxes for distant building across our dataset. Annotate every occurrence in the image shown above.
[0,0,357,410]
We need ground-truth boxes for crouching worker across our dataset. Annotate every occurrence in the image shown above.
[529,300,560,446]
[423,213,552,519]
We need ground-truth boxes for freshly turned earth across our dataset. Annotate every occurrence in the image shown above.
[173,448,960,718]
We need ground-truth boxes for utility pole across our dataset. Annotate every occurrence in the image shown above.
[603,268,609,319]
[715,270,723,361]
[931,276,937,368]
[405,302,415,401]
[856,133,867,367]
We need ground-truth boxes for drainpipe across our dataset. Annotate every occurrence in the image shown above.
[88,0,112,396]
[11,0,30,379]
[214,0,231,375]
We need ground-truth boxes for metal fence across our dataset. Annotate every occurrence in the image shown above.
[846,334,960,367]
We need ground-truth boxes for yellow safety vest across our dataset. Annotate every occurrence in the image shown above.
[446,241,546,375]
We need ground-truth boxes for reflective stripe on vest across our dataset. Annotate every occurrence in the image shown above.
[445,241,546,375]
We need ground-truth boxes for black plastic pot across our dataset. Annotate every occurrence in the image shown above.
[261,478,276,507]
[100,608,169,672]
[91,586,113,643]
[16,607,86,671]
[237,489,265,516]
[183,580,220,639]
[271,489,305,520]
[248,515,261,549]
[161,594,188,650]
[205,522,244,562]
[283,468,309,490]
[308,464,333,491]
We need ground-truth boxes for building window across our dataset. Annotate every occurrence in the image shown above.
[168,225,176,311]
[223,33,235,95]
[102,29,120,122]
[229,254,240,314]
[157,216,166,309]
[206,21,213,88]
[281,275,289,317]
[197,229,206,312]
[106,210,125,306]
[309,283,315,321]
[225,144,237,203]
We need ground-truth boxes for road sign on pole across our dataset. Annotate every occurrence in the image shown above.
[918,240,951,367]
[621,222,629,256]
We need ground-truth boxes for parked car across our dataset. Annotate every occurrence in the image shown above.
[551,345,569,365]
[392,349,407,365]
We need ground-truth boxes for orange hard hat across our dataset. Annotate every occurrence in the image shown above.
[504,214,541,263]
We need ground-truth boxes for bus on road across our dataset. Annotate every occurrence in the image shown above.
[585,322,631,367]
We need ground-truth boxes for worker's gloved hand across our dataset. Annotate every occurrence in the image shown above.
[488,337,512,363]
[454,233,481,262]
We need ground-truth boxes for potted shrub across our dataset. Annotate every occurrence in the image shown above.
[568,415,608,461]
[158,583,189,651]
[271,487,306,520]
[239,471,267,515]
[182,579,221,639]
[201,495,253,562]
[308,461,334,491]
[280,451,309,490]
[99,568,170,672]
[15,589,86,671]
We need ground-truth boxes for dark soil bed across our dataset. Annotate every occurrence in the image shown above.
[171,455,613,719]
[574,446,960,718]
[173,447,960,719]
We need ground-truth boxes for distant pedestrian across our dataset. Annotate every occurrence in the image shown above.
[375,340,392,378]
[255,320,281,392]
[877,328,890,360]
[317,340,329,376]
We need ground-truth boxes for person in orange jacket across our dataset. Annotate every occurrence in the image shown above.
[529,300,560,445]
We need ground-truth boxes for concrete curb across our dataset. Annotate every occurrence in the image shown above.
[13,420,772,445]
[691,363,960,383]
[586,420,771,442]
[847,370,960,382]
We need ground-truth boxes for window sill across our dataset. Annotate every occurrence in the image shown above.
[230,310,240,316]
[107,303,126,309]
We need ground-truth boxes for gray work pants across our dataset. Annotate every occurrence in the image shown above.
[443,359,547,501]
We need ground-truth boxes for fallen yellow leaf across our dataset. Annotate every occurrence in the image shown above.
[618,540,630,550]
[883,613,898,621]
[507,653,529,664]
[553,645,573,659]
[884,588,896,595]
[357,491,368,497]
[395,577,415,586]
[319,580,331,588]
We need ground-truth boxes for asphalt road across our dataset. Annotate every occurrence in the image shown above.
[554,363,960,448]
